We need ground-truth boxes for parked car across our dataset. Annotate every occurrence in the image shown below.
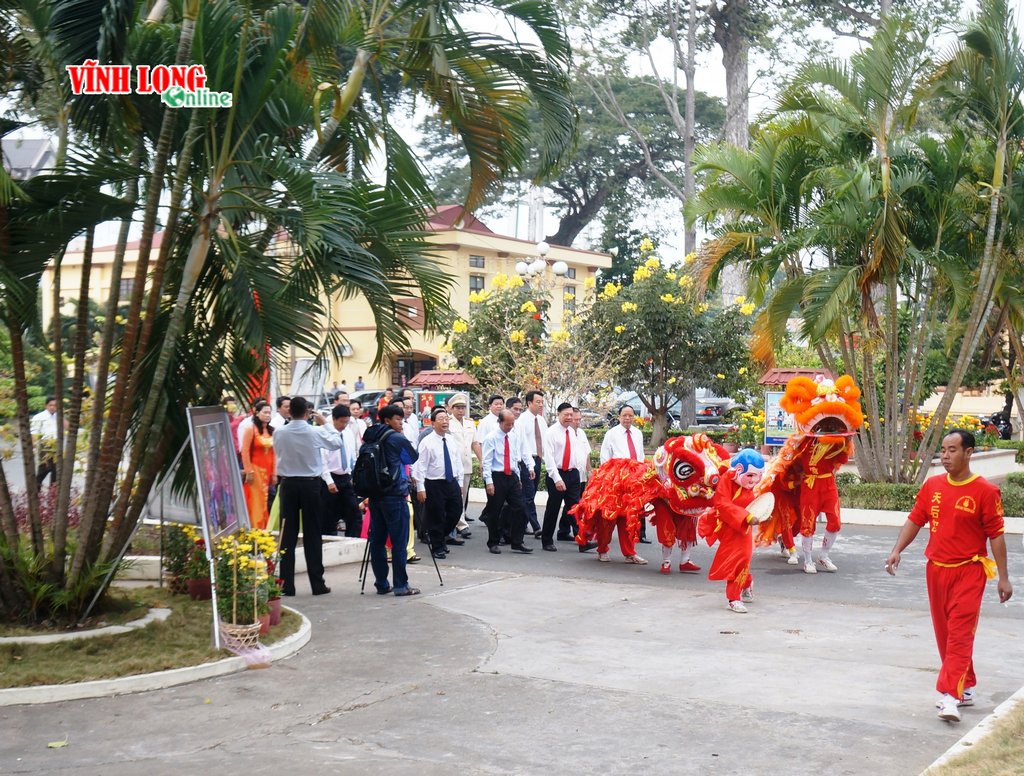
[349,389,388,422]
[607,392,683,428]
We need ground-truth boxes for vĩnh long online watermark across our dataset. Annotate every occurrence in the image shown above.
[65,61,232,108]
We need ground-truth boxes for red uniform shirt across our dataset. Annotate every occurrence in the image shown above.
[907,474,1005,564]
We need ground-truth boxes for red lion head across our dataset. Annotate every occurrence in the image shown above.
[653,433,730,515]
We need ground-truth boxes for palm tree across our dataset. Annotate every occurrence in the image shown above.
[0,0,577,622]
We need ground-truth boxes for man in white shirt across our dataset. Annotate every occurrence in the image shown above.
[474,394,505,457]
[272,396,343,596]
[401,396,420,447]
[270,395,291,429]
[348,400,368,443]
[445,394,476,535]
[559,407,594,540]
[320,405,362,537]
[30,397,59,486]
[481,410,534,554]
[411,407,465,559]
[512,389,546,535]
[541,402,597,553]
[590,405,649,564]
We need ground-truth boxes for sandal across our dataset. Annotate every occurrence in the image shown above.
[394,587,421,597]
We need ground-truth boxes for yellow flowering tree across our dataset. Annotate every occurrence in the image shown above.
[585,248,754,445]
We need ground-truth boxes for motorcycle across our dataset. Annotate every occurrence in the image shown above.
[980,411,1014,441]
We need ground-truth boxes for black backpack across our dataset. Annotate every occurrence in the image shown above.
[352,429,397,497]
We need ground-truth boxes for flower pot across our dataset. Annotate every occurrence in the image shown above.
[258,613,271,635]
[186,577,212,600]
[268,597,282,627]
[722,442,739,454]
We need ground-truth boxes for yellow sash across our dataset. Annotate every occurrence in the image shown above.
[931,555,998,580]
[803,472,833,489]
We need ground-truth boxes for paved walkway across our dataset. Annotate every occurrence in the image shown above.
[2,522,1022,776]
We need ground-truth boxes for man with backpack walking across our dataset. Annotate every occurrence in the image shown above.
[356,404,420,596]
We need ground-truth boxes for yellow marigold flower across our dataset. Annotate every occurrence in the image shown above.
[584,276,596,289]
[621,302,638,313]
[601,282,620,298]
[614,325,626,334]
[639,237,655,253]
[563,292,574,301]
[716,373,725,379]
[734,295,746,305]
[453,318,468,334]
[667,376,677,385]
[468,291,481,304]
[520,300,538,313]
[571,315,582,326]
[633,266,652,282]
[492,273,508,290]
[510,330,526,344]
[550,329,570,343]
[739,367,747,375]
[439,342,452,353]
[471,356,483,366]
[683,252,697,265]
[678,275,693,288]
[740,302,756,316]
[666,271,677,281]
[644,256,661,269]
[696,303,709,313]
[660,293,675,303]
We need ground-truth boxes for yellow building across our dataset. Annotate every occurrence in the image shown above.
[41,206,611,394]
[333,206,612,389]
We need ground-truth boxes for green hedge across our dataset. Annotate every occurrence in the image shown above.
[995,439,1024,463]
[837,480,1024,516]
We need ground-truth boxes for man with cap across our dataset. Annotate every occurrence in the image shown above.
[446,393,477,534]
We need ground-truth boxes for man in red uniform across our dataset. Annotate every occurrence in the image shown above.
[700,449,766,613]
[885,429,1012,723]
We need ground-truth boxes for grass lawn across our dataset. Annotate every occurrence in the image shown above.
[0,586,301,688]
[925,701,1024,776]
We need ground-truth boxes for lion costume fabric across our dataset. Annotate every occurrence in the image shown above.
[753,375,864,571]
[571,433,730,568]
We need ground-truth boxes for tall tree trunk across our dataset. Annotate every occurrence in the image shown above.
[712,0,751,149]
[683,0,698,255]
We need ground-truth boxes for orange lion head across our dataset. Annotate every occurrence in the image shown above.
[779,374,864,444]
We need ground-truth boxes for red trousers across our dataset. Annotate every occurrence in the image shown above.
[926,561,986,698]
[797,479,841,536]
[595,517,636,556]
[725,568,752,601]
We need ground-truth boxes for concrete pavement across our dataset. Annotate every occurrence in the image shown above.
[1,519,1022,775]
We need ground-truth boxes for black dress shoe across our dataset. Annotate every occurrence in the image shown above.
[407,555,422,564]
[556,533,573,542]
[578,541,598,553]
[498,538,508,546]
[446,537,465,546]
[432,549,448,559]
[376,585,393,595]
[458,529,472,538]
[542,544,557,552]
[312,586,331,595]
[489,545,501,554]
[282,589,296,597]
[533,530,543,539]
[639,537,652,544]
[510,544,534,553]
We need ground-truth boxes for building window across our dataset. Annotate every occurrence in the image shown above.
[119,278,134,297]
[469,254,485,268]
[469,274,485,293]
[564,286,576,313]
[566,267,576,279]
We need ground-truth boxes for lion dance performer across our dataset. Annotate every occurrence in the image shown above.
[754,375,864,574]
[699,449,770,613]
[571,434,729,571]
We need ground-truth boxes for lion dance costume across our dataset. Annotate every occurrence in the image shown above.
[754,375,864,574]
[571,434,729,573]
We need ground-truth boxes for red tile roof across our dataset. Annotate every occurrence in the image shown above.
[407,370,480,386]
[758,367,835,386]
[426,205,494,234]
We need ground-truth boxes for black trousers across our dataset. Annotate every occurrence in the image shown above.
[36,455,56,487]
[322,473,362,537]
[278,477,326,594]
[484,472,526,547]
[424,479,462,552]
[542,469,581,545]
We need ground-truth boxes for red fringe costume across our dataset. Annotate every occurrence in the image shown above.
[572,459,653,555]
[700,469,756,601]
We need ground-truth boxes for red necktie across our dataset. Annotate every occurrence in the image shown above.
[503,434,511,475]
[561,427,571,470]
[626,429,638,461]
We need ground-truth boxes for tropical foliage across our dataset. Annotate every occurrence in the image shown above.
[0,0,576,623]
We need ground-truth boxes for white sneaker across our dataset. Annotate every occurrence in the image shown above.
[728,600,748,613]
[624,554,648,564]
[938,688,975,708]
[803,561,817,574]
[779,540,790,559]
[937,694,961,722]
[740,588,754,603]
[597,552,610,563]
[816,557,838,572]
[787,552,800,565]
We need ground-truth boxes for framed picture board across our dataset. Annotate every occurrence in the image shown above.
[187,406,250,540]
[764,391,797,446]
